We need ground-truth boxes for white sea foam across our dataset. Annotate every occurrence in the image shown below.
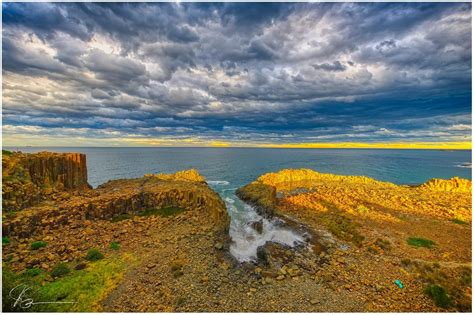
[207,180,230,185]
[226,197,305,262]
[225,197,235,204]
[455,162,472,169]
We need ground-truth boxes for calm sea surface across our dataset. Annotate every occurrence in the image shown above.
[6,147,471,187]
[6,147,471,261]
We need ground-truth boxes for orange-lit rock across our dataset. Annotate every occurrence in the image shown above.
[419,176,472,192]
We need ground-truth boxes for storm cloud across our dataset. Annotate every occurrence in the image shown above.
[2,2,472,146]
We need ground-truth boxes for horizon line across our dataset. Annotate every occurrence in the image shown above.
[2,141,472,150]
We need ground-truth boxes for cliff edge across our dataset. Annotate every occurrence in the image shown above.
[237,168,471,311]
[2,150,91,211]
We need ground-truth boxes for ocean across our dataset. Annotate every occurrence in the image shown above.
[5,147,471,261]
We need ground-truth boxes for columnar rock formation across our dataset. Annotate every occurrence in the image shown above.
[2,151,91,211]
[25,152,90,190]
[2,151,230,238]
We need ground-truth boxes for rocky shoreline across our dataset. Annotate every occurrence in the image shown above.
[2,152,472,312]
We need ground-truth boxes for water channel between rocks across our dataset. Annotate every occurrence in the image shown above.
[208,181,305,262]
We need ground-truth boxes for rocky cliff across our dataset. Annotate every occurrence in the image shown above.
[419,176,472,192]
[235,168,472,311]
[238,168,472,222]
[2,151,91,211]
[3,169,230,238]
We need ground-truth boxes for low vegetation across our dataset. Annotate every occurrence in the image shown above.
[321,213,365,246]
[110,214,133,222]
[51,263,71,278]
[2,256,129,312]
[170,262,184,278]
[407,237,435,249]
[86,249,104,261]
[451,218,468,225]
[110,241,120,250]
[31,241,47,250]
[2,149,13,156]
[401,259,471,311]
[2,236,10,246]
[110,207,187,223]
[425,284,451,308]
[138,207,186,217]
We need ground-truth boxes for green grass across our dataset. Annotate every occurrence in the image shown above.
[51,263,71,278]
[451,218,468,225]
[86,249,104,261]
[425,284,451,308]
[110,213,133,222]
[110,241,120,250]
[23,267,42,278]
[3,257,128,312]
[110,207,186,222]
[407,237,435,249]
[2,236,10,246]
[138,207,186,217]
[31,241,47,250]
[2,149,13,156]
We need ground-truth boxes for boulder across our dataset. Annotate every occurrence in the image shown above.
[250,220,263,234]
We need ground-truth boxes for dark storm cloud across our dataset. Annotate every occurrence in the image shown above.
[312,61,347,72]
[2,2,471,145]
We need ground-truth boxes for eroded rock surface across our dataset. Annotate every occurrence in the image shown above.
[237,168,472,312]
[419,177,471,193]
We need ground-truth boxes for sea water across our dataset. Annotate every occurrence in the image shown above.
[6,147,471,261]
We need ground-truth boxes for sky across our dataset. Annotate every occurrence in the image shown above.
[1,2,472,148]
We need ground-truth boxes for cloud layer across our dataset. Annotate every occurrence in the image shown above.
[2,2,472,146]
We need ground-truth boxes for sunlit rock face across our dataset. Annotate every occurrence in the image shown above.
[238,168,472,226]
[2,151,91,211]
[144,169,206,183]
[419,177,472,193]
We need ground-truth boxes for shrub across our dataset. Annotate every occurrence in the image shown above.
[110,241,120,250]
[171,262,184,278]
[2,236,10,246]
[170,262,183,272]
[23,267,42,277]
[31,241,47,250]
[375,238,391,250]
[407,237,435,248]
[51,263,71,278]
[425,284,451,308]
[86,248,104,261]
[452,218,468,225]
[2,149,12,156]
